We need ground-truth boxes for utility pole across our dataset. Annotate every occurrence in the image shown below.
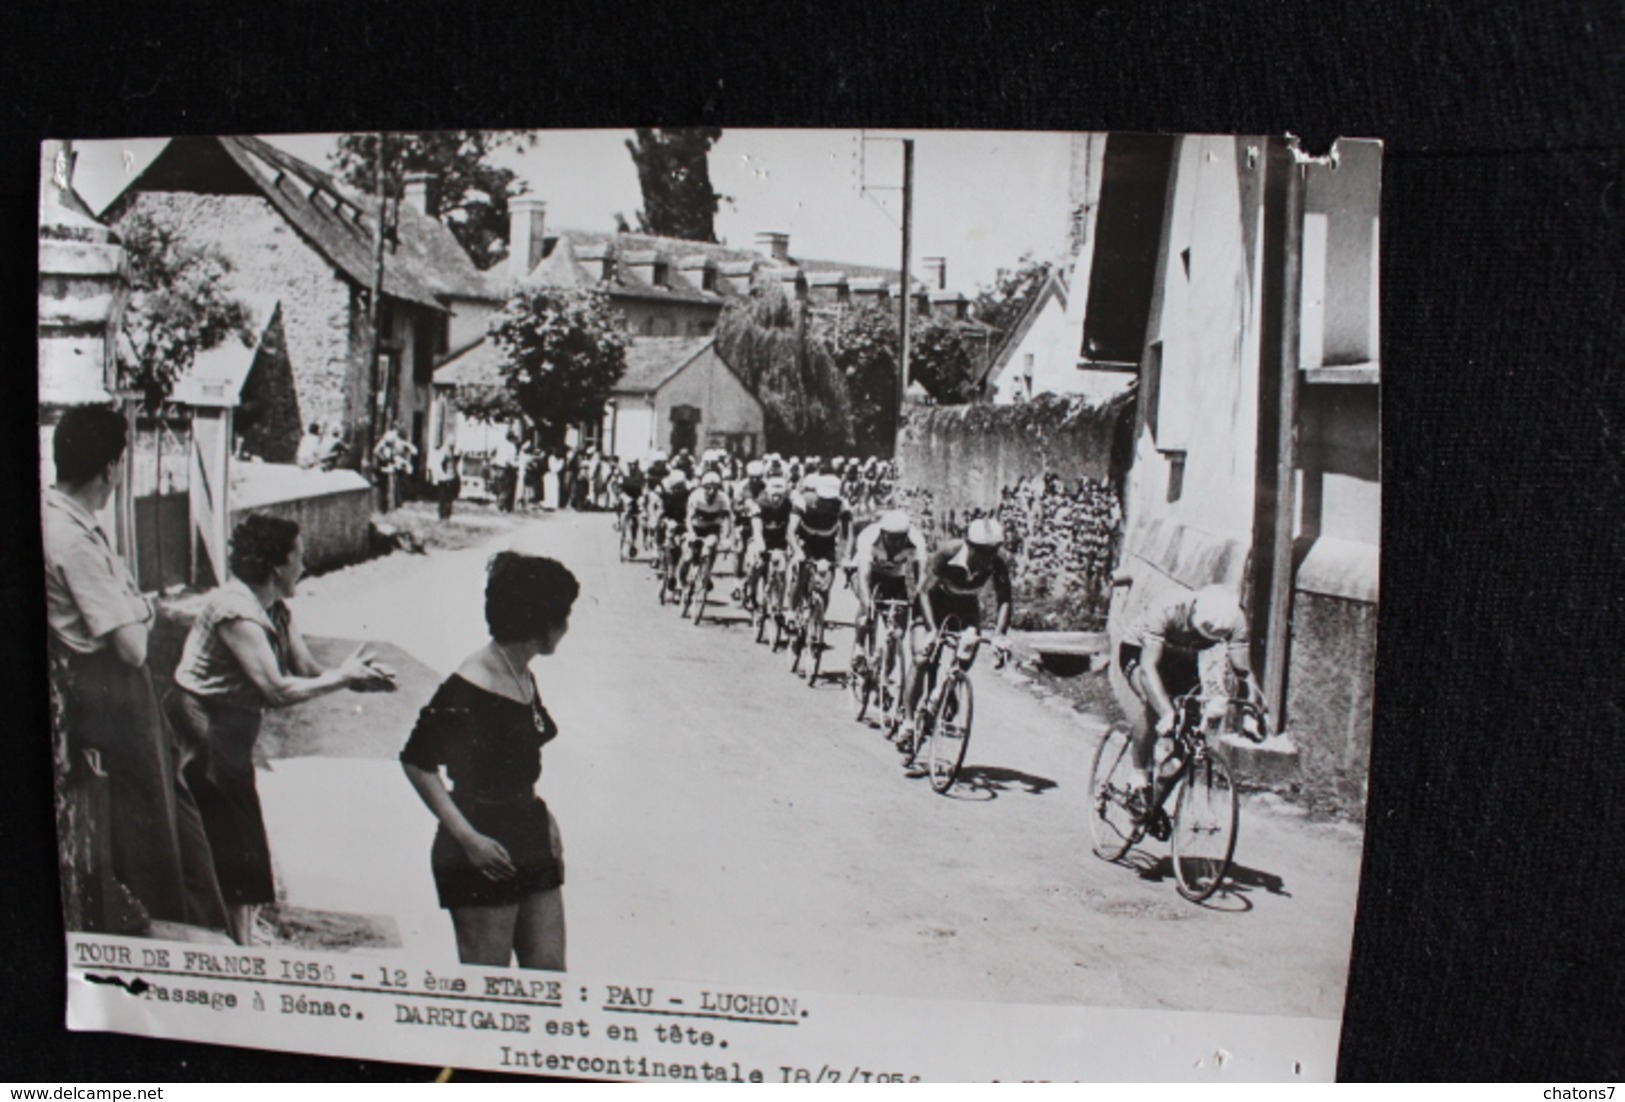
[365,133,388,478]
[898,138,915,423]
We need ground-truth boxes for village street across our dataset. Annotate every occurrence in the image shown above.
[258,509,1364,1024]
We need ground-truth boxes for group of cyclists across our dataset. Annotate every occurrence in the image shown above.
[611,447,1014,753]
[607,444,1260,822]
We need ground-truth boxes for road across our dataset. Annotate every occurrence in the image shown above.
[267,508,1364,1022]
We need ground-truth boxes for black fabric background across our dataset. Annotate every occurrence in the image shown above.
[2,0,1620,1082]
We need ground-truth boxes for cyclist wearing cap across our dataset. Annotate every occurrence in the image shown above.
[850,508,927,676]
[787,474,853,614]
[654,468,691,572]
[1117,584,1253,812]
[741,475,794,613]
[904,518,1013,741]
[679,470,733,588]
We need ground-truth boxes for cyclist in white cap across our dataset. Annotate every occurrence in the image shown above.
[680,469,733,590]
[903,516,1013,745]
[1116,584,1253,815]
[787,473,853,618]
[850,508,927,677]
[741,474,795,615]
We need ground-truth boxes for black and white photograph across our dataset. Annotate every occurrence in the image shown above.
[38,127,1380,1081]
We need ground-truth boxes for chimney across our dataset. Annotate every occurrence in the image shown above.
[508,197,548,281]
[402,172,433,215]
[755,231,791,263]
[923,256,947,290]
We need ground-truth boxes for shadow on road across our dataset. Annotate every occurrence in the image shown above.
[1125,853,1291,912]
[954,764,1059,798]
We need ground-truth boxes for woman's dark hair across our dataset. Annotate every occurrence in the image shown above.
[230,514,302,584]
[486,552,580,643]
[53,406,129,486]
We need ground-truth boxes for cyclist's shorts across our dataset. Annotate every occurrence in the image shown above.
[1118,642,1200,697]
[870,575,910,604]
[925,588,982,633]
[689,522,725,542]
[1118,642,1143,678]
[760,526,790,552]
[798,533,838,562]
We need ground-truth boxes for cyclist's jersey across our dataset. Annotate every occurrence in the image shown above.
[620,470,645,498]
[854,521,927,583]
[748,493,794,551]
[921,539,1013,622]
[660,481,691,524]
[732,478,765,516]
[792,495,852,560]
[686,489,731,535]
[1121,592,1250,670]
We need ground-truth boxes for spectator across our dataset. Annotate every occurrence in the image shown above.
[43,405,227,935]
[168,514,395,944]
[431,438,461,521]
[295,423,323,469]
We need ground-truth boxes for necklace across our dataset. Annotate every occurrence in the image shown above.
[493,643,534,704]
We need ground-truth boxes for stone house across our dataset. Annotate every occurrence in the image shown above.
[100,135,499,474]
[1095,132,1381,813]
[431,335,765,464]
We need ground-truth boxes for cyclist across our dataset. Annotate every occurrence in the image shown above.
[841,458,865,511]
[742,474,794,617]
[730,461,767,598]
[787,474,854,626]
[680,470,733,591]
[618,459,646,555]
[850,508,927,678]
[1116,584,1253,816]
[656,468,691,581]
[903,518,1013,746]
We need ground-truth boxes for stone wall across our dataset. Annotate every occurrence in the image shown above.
[111,193,358,439]
[895,392,1134,630]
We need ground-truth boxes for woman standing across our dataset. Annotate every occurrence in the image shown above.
[401,552,578,970]
[169,514,394,945]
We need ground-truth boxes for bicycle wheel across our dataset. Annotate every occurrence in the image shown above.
[850,632,873,720]
[1171,752,1239,902]
[692,561,710,624]
[1087,725,1141,862]
[926,673,973,794]
[806,601,824,685]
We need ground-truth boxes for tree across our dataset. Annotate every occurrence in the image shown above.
[478,288,631,448]
[117,209,255,409]
[625,128,726,242]
[714,283,854,455]
[973,253,1054,334]
[820,302,900,456]
[816,303,982,452]
[330,131,537,271]
[910,315,981,405]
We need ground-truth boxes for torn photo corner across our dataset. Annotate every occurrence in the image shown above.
[39,128,1379,1082]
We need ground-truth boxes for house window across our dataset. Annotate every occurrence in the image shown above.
[1165,450,1186,503]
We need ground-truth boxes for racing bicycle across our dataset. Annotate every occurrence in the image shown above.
[905,618,1008,794]
[850,594,912,732]
[787,556,836,685]
[681,531,722,624]
[754,548,790,647]
[1087,690,1270,902]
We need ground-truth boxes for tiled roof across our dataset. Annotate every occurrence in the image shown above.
[614,337,714,394]
[518,230,938,306]
[108,135,496,311]
[432,336,503,388]
[433,334,717,398]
